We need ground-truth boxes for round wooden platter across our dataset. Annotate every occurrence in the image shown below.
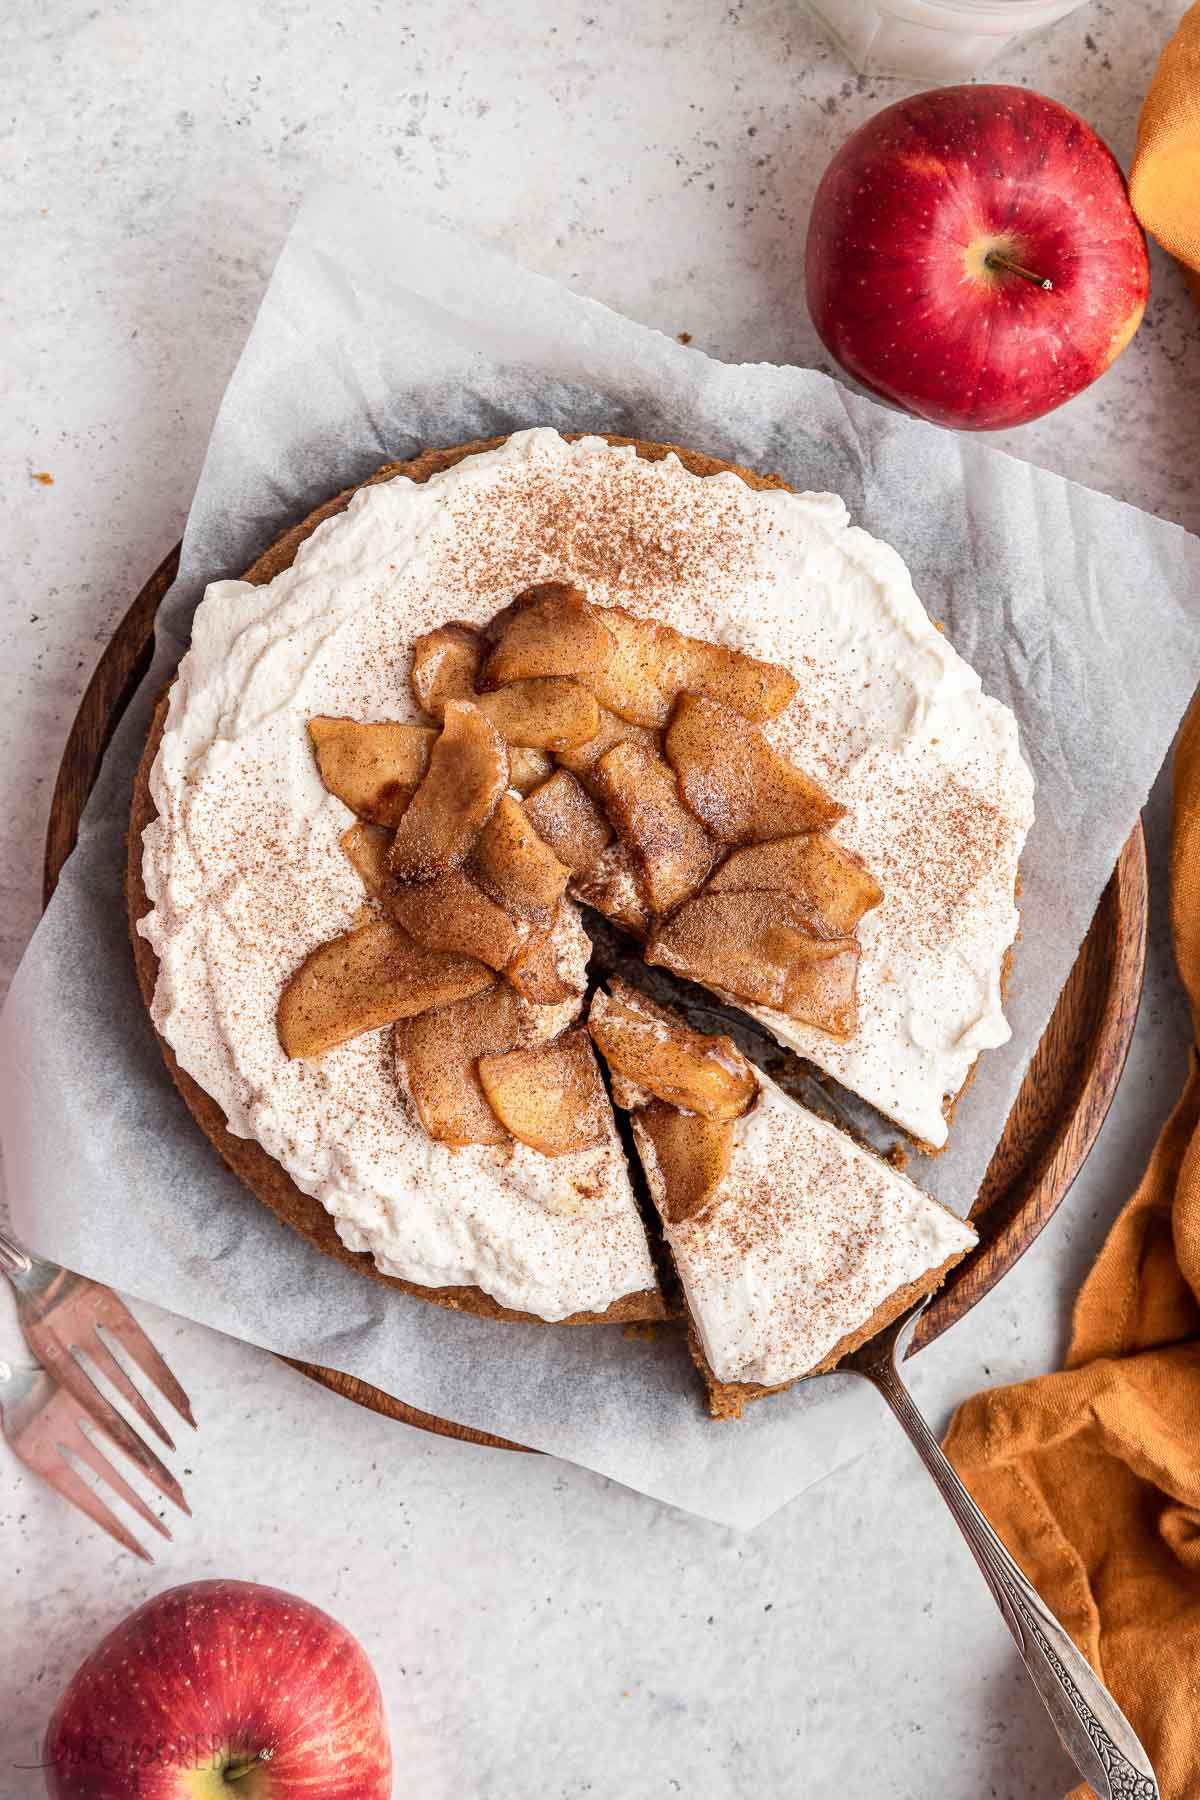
[45,546,1149,1455]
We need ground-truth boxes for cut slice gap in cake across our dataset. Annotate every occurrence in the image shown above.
[585,1007,683,1322]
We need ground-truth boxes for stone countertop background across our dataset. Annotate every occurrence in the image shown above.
[2,2,1198,1795]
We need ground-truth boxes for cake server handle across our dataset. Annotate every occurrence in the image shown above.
[844,1307,1159,1800]
[0,1228,33,1278]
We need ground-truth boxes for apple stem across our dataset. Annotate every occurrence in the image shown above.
[984,250,1053,291]
[224,1749,273,1784]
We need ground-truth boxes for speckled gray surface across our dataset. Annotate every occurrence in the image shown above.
[2,1,1198,1794]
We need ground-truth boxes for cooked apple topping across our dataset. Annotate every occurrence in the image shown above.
[555,705,662,789]
[469,794,571,927]
[389,700,509,881]
[278,918,494,1058]
[341,823,539,974]
[588,987,756,1120]
[395,984,521,1146]
[506,906,579,1006]
[592,738,715,915]
[478,1027,610,1156]
[484,677,601,751]
[587,606,690,728]
[706,833,882,936]
[481,581,613,689]
[485,585,799,732]
[675,633,799,725]
[340,821,394,900]
[633,1100,734,1225]
[386,867,529,971]
[509,747,556,795]
[409,623,483,719]
[664,694,844,843]
[590,606,799,728]
[297,587,879,1148]
[571,841,653,938]
[410,626,596,757]
[523,769,613,875]
[646,890,860,1036]
[309,717,437,828]
[778,934,861,1038]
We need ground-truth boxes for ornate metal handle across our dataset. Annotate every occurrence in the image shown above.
[868,1359,1159,1800]
[0,1228,32,1280]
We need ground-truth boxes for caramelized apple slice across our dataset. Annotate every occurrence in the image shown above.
[477,1027,610,1156]
[469,794,570,927]
[389,701,509,880]
[340,822,393,900]
[706,833,882,935]
[480,582,612,689]
[278,919,494,1058]
[507,926,568,1006]
[341,801,576,950]
[523,769,613,875]
[509,747,555,796]
[395,984,520,1146]
[308,718,437,828]
[556,706,661,789]
[386,867,528,971]
[588,989,756,1121]
[409,623,483,721]
[645,887,791,1002]
[411,623,599,750]
[646,890,860,1036]
[782,935,861,1037]
[571,842,653,938]
[633,1100,734,1225]
[588,607,798,728]
[480,678,599,751]
[589,607,690,728]
[664,694,844,843]
[677,636,798,723]
[507,903,588,1008]
[593,738,715,915]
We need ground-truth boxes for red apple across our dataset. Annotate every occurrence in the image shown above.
[805,85,1149,430]
[41,1579,391,1798]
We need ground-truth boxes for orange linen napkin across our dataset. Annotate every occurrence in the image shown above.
[944,696,1200,1800]
[1129,1,1200,304]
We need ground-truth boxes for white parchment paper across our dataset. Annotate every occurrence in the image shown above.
[4,179,1200,1529]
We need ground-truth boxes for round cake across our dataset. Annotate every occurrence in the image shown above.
[130,428,1033,1351]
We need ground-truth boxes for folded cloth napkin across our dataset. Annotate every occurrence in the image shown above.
[944,698,1200,1799]
[1130,0,1200,303]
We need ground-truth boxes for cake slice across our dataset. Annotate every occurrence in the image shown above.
[588,983,976,1416]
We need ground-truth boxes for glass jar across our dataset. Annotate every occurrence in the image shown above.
[802,0,1091,80]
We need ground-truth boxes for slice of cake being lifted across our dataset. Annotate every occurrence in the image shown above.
[588,981,977,1417]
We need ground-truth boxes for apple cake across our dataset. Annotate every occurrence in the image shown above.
[130,428,1033,1405]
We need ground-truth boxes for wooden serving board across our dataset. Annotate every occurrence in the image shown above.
[44,546,1149,1455]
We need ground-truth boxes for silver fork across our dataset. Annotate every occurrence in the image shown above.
[0,1228,193,1556]
[0,1359,174,1561]
[841,1302,1159,1800]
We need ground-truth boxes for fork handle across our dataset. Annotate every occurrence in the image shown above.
[0,1229,32,1279]
[867,1359,1159,1800]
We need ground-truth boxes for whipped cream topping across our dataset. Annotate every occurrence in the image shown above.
[141,427,1029,1316]
[638,1078,977,1387]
